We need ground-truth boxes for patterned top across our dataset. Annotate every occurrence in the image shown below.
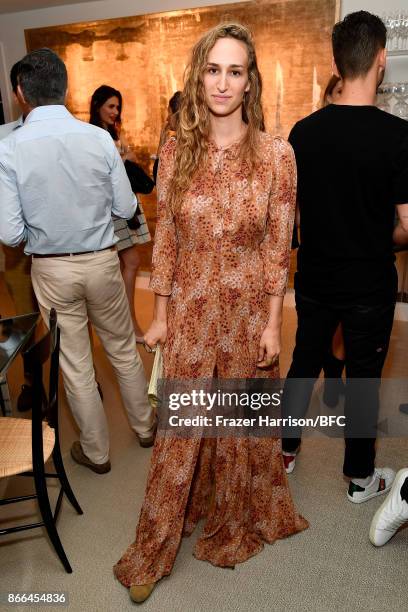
[150,132,297,378]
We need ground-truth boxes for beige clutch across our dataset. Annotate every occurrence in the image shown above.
[148,346,163,410]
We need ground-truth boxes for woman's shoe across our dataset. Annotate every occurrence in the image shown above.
[129,583,155,603]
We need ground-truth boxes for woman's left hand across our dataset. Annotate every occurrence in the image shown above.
[124,148,138,164]
[257,326,281,369]
[120,146,138,164]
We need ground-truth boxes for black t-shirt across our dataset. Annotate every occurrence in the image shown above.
[288,104,408,304]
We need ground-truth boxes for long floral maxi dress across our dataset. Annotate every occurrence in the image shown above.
[114,132,308,587]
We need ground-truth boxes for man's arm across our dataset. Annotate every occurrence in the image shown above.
[295,202,300,226]
[0,154,26,246]
[393,204,408,246]
[109,143,137,219]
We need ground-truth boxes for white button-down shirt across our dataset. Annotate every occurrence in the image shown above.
[0,115,24,271]
[0,115,24,140]
[0,105,137,254]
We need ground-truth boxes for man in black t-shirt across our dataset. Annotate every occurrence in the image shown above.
[281,11,408,503]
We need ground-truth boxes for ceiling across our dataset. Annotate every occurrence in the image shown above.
[0,0,102,15]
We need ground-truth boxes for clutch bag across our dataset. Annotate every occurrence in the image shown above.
[148,346,163,410]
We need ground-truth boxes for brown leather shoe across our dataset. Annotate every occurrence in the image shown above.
[137,433,155,448]
[137,424,157,448]
[136,421,157,448]
[70,441,111,474]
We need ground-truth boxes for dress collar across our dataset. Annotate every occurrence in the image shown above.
[207,138,242,160]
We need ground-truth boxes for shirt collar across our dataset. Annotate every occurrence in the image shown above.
[25,105,72,124]
[14,115,24,129]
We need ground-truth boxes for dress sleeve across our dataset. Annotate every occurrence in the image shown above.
[260,137,297,296]
[149,139,178,296]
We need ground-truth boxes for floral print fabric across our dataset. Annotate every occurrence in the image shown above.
[150,133,297,378]
[113,132,308,587]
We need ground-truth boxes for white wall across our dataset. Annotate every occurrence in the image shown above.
[0,0,407,120]
[342,0,408,83]
[342,0,399,15]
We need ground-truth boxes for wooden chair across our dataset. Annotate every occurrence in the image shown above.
[0,308,83,573]
[0,310,13,416]
[0,377,10,416]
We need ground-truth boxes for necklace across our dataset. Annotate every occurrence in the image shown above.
[211,125,247,151]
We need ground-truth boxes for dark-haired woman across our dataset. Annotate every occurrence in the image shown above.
[90,85,151,342]
[153,91,182,183]
[323,74,342,105]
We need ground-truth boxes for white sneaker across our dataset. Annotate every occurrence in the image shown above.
[282,451,297,474]
[347,467,396,504]
[369,468,408,546]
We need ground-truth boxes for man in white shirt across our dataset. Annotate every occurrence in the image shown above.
[0,49,155,472]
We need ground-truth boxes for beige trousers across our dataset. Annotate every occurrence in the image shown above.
[31,249,155,464]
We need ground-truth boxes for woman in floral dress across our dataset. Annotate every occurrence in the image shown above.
[114,22,308,603]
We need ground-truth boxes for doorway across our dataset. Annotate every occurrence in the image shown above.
[0,87,5,125]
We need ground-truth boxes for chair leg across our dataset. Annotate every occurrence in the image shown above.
[34,469,73,573]
[52,445,83,515]
[0,378,8,416]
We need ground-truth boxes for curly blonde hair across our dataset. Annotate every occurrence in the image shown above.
[169,22,265,211]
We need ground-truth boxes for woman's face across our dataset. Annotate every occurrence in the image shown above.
[98,95,120,128]
[328,80,342,103]
[203,37,250,118]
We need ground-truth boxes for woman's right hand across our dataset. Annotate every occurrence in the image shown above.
[144,319,167,350]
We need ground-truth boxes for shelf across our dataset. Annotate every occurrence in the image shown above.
[387,50,408,57]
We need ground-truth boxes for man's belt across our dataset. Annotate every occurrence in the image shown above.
[32,246,116,258]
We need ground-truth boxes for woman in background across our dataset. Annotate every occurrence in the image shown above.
[323,74,342,104]
[114,22,307,604]
[153,90,182,183]
[90,85,151,342]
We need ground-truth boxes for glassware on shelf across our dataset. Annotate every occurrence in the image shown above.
[383,10,408,52]
[376,82,408,119]
[390,12,398,51]
[403,13,408,51]
[396,12,403,50]
[377,82,392,113]
[393,83,408,120]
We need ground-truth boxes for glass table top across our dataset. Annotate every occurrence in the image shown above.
[0,312,39,376]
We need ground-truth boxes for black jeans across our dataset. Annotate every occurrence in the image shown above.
[281,292,395,478]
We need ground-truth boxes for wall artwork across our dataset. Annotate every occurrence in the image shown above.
[25,0,339,272]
